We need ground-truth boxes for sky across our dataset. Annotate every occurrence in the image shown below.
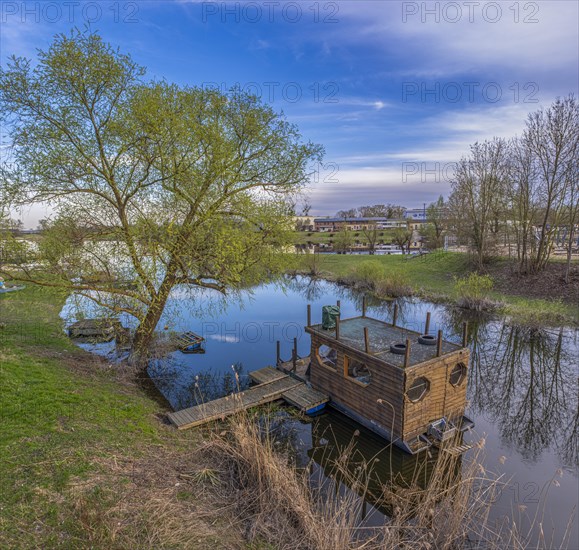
[1,0,578,226]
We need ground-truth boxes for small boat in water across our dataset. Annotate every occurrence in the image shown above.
[176,331,206,354]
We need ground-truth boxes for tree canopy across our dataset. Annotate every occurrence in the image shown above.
[0,30,323,355]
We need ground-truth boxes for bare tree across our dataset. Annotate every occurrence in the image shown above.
[361,220,379,254]
[392,225,412,254]
[421,195,448,250]
[336,208,358,219]
[449,139,510,269]
[523,95,579,272]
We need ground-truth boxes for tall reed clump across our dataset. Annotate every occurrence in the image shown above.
[454,272,498,311]
[198,402,573,550]
[346,260,412,297]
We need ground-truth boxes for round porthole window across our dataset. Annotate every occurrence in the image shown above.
[317,345,338,369]
[449,363,467,386]
[406,376,430,402]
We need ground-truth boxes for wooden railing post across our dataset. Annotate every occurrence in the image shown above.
[404,338,411,368]
[336,315,340,340]
[276,340,281,365]
[364,327,370,354]
[462,321,469,347]
[392,303,398,327]
[307,304,311,327]
[425,312,431,334]
[362,296,367,318]
[436,330,443,357]
[292,337,297,372]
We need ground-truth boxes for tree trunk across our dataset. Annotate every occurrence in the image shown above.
[565,225,575,284]
[131,273,176,366]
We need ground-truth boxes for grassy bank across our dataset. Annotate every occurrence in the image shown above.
[1,283,575,549]
[291,252,578,326]
[293,230,397,246]
[0,285,241,549]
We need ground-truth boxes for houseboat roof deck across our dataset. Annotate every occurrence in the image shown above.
[306,316,462,368]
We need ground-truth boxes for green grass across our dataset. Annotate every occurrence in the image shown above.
[293,229,396,246]
[0,285,235,548]
[292,251,578,326]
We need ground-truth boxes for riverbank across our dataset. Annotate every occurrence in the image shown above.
[0,285,243,549]
[2,283,575,548]
[290,251,579,326]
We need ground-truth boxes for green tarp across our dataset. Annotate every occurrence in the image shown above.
[321,305,340,330]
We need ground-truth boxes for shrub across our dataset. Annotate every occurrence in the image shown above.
[454,273,496,311]
[349,260,385,289]
[375,272,413,297]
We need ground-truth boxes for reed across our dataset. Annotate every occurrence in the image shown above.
[201,397,575,549]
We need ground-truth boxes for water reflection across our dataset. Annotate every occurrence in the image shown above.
[62,275,578,469]
[467,323,578,467]
[304,411,461,521]
[62,275,578,545]
[149,359,250,410]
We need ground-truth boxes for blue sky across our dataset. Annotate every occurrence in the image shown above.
[1,0,578,224]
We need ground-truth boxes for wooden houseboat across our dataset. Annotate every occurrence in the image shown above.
[302,301,474,454]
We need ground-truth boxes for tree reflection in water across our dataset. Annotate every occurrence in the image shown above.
[443,307,578,467]
[149,359,249,410]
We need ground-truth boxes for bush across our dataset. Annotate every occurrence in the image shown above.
[375,272,412,298]
[349,260,385,289]
[454,273,496,311]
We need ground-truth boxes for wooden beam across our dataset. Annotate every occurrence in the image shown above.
[462,321,469,347]
[336,314,340,340]
[425,311,431,334]
[404,338,411,368]
[436,329,443,357]
[364,327,370,354]
[276,340,281,365]
[392,303,398,327]
[307,304,311,327]
[362,295,367,317]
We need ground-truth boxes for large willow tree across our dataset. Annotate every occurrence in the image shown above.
[0,31,322,356]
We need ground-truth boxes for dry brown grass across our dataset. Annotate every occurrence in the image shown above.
[58,446,244,550]
[197,401,575,550]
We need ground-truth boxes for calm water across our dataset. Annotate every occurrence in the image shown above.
[62,276,579,547]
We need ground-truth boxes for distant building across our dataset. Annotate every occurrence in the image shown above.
[314,217,407,232]
[403,208,427,221]
[294,216,316,231]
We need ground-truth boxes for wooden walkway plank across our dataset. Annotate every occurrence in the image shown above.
[168,375,302,430]
[249,366,288,385]
[282,385,329,412]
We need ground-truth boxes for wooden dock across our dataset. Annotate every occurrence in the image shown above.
[167,366,329,430]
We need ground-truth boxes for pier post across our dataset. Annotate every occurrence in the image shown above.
[404,338,411,368]
[364,327,370,354]
[436,330,442,357]
[276,340,280,365]
[307,304,311,327]
[292,337,298,372]
[336,315,340,340]
[362,296,367,317]
[337,299,341,310]
[425,312,431,334]
[392,303,398,327]
[462,322,469,347]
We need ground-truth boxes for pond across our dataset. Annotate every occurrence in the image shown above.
[61,276,579,547]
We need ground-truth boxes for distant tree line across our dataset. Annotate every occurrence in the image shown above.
[336,204,406,219]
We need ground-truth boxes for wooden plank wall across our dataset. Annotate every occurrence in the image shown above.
[309,333,406,438]
[402,349,469,440]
